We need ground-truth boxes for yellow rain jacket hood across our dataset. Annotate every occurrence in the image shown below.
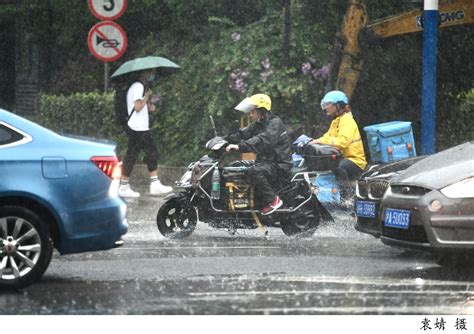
[316,112,367,170]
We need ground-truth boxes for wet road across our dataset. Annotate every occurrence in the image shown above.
[1,189,474,315]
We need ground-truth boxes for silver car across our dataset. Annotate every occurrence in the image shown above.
[379,141,474,266]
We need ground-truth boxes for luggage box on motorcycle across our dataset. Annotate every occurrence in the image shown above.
[363,121,417,163]
[313,172,341,204]
[302,144,342,171]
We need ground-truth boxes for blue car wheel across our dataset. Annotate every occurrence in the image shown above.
[0,206,53,289]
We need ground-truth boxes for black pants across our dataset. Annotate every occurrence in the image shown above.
[334,159,364,200]
[246,162,291,206]
[123,128,158,177]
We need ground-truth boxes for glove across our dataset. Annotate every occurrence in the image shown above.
[226,144,240,153]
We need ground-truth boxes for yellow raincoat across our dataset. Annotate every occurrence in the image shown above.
[316,112,367,170]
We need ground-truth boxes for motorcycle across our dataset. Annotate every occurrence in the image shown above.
[156,118,341,239]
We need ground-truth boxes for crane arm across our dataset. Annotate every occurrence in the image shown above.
[367,0,474,39]
[333,0,368,100]
[332,0,473,100]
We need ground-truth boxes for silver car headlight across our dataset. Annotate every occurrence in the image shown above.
[440,177,474,199]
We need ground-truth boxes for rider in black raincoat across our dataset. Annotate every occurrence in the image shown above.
[226,94,292,215]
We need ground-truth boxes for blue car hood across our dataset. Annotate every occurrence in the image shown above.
[392,141,474,189]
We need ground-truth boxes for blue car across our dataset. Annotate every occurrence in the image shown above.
[0,108,127,288]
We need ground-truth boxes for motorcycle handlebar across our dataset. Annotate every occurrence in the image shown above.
[209,116,218,137]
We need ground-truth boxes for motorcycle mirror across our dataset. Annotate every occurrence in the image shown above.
[209,116,218,137]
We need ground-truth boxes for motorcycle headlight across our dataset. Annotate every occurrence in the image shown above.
[440,177,474,199]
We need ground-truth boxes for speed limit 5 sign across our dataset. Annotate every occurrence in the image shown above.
[88,0,127,21]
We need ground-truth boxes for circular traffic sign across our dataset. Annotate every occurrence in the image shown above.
[88,21,128,62]
[87,0,127,21]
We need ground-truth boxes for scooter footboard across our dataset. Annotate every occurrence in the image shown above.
[282,173,334,222]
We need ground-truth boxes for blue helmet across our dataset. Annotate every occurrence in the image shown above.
[320,90,349,109]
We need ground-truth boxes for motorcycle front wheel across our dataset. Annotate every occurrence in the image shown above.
[156,197,197,239]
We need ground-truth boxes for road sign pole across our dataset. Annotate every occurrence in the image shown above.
[421,0,438,155]
[104,62,109,92]
[88,0,128,86]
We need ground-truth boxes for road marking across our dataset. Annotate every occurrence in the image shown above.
[247,306,463,314]
[268,276,474,286]
[188,289,473,296]
[118,246,280,250]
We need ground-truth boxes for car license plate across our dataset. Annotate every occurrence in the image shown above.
[355,200,376,218]
[384,208,411,229]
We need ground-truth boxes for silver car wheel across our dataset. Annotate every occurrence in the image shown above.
[0,216,42,281]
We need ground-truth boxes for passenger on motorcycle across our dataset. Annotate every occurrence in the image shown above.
[310,90,367,201]
[226,94,292,215]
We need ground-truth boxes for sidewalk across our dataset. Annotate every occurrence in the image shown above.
[126,164,187,186]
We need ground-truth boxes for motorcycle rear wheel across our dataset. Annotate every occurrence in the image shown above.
[156,198,197,239]
[280,199,320,237]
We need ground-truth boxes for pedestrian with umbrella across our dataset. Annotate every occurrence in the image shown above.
[111,56,179,198]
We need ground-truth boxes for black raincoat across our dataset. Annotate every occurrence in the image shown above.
[228,113,292,166]
[227,113,292,206]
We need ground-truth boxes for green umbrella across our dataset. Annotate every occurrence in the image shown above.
[111,56,180,78]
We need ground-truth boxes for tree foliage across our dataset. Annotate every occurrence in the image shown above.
[149,3,337,164]
[1,0,472,164]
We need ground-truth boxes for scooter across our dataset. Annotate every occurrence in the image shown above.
[291,134,344,207]
[156,117,342,239]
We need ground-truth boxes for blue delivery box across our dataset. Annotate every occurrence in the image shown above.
[363,121,417,163]
[313,172,341,204]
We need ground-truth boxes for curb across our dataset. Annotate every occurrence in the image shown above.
[127,164,187,186]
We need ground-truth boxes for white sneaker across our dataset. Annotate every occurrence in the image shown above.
[118,184,140,198]
[150,180,173,196]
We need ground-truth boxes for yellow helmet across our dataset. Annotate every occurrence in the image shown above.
[234,94,272,113]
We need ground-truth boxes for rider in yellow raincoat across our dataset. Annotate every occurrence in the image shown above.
[310,90,367,201]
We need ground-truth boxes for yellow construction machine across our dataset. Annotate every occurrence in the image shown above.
[333,0,473,99]
[240,0,473,160]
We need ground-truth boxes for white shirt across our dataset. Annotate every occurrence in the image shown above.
[126,82,149,131]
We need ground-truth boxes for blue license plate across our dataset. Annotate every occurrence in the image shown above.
[384,208,411,229]
[355,201,376,218]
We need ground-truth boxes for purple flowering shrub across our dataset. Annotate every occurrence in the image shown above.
[151,8,335,164]
[229,69,249,93]
[301,60,330,83]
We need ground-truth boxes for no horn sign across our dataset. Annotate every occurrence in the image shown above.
[88,21,128,62]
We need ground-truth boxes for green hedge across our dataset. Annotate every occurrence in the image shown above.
[38,92,118,138]
[37,92,129,158]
